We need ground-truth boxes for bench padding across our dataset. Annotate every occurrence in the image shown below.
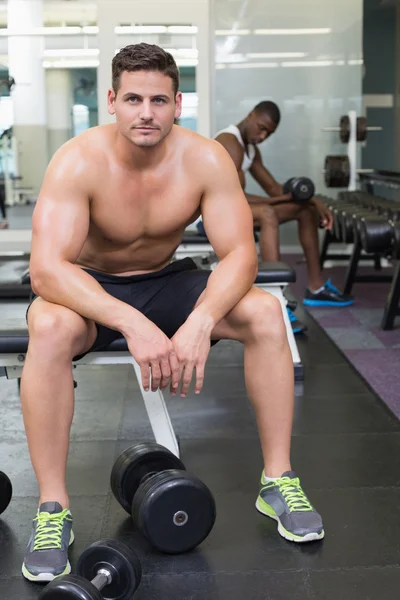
[0,262,295,354]
[256,262,296,284]
[0,331,129,355]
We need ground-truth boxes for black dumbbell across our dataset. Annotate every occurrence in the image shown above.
[111,442,216,554]
[39,539,142,600]
[283,177,315,202]
[0,471,12,515]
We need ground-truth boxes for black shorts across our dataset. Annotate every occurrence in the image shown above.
[27,258,215,361]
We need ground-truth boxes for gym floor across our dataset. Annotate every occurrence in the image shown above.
[1,298,400,599]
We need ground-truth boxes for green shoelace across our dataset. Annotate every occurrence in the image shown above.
[263,477,313,512]
[33,510,70,551]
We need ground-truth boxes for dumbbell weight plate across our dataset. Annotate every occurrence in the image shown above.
[133,469,216,554]
[324,156,350,188]
[291,177,315,202]
[110,443,185,514]
[393,222,400,257]
[339,115,350,143]
[39,574,103,600]
[358,217,394,254]
[282,177,295,195]
[0,471,12,515]
[357,116,367,142]
[339,206,372,243]
[339,115,368,143]
[77,539,142,600]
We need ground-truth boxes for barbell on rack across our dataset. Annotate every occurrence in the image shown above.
[323,155,374,188]
[322,115,382,143]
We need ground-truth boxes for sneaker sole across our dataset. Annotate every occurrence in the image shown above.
[303,299,354,307]
[22,530,75,583]
[255,498,325,543]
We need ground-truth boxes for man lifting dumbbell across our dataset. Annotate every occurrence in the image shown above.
[214,102,354,332]
[20,43,324,584]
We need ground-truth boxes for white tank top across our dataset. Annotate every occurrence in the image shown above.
[214,124,256,173]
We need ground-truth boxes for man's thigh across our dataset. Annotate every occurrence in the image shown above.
[273,201,312,225]
[143,266,212,338]
[246,193,312,226]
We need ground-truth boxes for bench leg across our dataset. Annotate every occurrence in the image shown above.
[260,285,304,381]
[131,359,180,458]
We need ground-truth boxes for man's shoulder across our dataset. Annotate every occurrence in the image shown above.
[214,129,244,154]
[177,127,229,163]
[50,125,111,167]
[63,124,112,153]
[46,125,112,186]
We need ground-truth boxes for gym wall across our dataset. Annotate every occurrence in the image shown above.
[362,0,397,173]
[214,0,363,249]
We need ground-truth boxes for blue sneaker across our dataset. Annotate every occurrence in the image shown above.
[256,471,324,543]
[22,502,74,582]
[303,280,354,307]
[287,308,307,335]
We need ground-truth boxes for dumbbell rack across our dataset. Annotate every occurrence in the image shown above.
[323,111,381,190]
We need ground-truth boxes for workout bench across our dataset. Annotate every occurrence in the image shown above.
[0,262,302,460]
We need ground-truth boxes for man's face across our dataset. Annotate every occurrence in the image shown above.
[108,70,182,148]
[246,112,277,145]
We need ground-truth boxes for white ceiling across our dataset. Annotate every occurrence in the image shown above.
[0,1,97,26]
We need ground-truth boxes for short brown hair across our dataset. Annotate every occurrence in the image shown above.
[112,43,180,95]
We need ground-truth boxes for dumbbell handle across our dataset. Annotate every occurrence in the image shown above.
[91,568,112,592]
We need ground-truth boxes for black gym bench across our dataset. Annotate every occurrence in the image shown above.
[0,262,303,461]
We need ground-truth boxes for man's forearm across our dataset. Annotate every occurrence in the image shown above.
[246,192,292,206]
[190,249,258,330]
[32,262,144,336]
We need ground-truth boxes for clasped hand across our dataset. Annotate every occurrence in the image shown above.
[126,313,212,397]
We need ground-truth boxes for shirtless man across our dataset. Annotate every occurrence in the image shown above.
[20,43,324,583]
[213,103,353,332]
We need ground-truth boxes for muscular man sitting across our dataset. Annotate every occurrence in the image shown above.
[214,102,353,330]
[21,43,324,583]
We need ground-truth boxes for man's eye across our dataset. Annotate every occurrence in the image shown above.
[154,98,166,104]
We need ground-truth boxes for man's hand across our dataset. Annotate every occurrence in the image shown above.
[124,316,180,393]
[170,312,213,397]
[312,197,334,231]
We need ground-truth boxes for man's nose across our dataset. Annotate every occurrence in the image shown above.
[139,100,154,121]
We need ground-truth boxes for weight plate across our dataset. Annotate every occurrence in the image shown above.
[339,212,356,244]
[282,177,295,195]
[77,539,142,600]
[393,222,400,257]
[357,116,367,142]
[358,217,394,254]
[339,115,350,143]
[133,469,216,554]
[38,574,103,600]
[324,155,350,188]
[291,177,315,202]
[110,442,185,514]
[0,471,12,515]
[339,206,371,243]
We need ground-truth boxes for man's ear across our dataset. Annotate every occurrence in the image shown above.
[174,92,183,120]
[108,88,117,115]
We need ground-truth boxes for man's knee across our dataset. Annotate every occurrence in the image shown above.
[239,289,286,340]
[28,299,92,355]
[258,205,278,227]
[297,201,318,224]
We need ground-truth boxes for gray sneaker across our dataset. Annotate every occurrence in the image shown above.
[256,471,324,543]
[22,502,74,582]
